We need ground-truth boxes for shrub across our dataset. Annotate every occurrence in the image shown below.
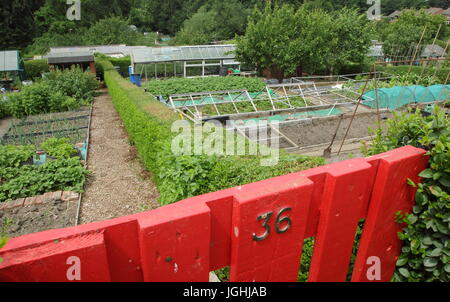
[45,67,99,101]
[24,59,49,80]
[41,138,78,159]
[0,97,9,119]
[109,57,131,77]
[99,59,324,205]
[365,107,449,282]
[0,141,89,203]
[3,67,98,118]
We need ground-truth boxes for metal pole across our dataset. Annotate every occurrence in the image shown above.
[337,65,374,155]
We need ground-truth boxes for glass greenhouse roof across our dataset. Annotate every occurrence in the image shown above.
[131,45,237,64]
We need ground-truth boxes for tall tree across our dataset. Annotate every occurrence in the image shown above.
[0,0,44,49]
[235,3,372,80]
[382,10,447,57]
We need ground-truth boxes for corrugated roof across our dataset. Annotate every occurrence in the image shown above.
[0,50,21,72]
[421,44,447,58]
[47,51,95,64]
[48,45,147,57]
[131,45,237,64]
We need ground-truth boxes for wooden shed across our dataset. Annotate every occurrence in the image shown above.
[47,51,96,74]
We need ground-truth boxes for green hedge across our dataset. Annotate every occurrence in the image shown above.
[24,59,49,80]
[379,65,450,83]
[99,59,324,205]
[109,57,132,77]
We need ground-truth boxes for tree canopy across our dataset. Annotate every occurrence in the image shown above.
[235,4,372,80]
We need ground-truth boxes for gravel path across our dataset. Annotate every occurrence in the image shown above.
[79,90,159,224]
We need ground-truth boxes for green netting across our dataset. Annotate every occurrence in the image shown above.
[244,108,342,123]
[362,85,450,110]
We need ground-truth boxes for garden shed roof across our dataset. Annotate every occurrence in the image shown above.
[47,51,95,64]
[131,45,237,64]
[0,50,23,72]
[421,44,447,58]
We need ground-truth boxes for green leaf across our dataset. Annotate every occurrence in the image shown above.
[418,169,433,178]
[423,257,438,268]
[407,178,416,187]
[396,257,408,267]
[445,264,450,273]
[430,248,442,257]
[399,268,410,278]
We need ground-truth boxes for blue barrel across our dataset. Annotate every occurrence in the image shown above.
[130,74,141,87]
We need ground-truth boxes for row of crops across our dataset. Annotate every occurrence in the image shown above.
[0,68,98,206]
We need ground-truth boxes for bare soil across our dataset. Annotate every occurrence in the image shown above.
[79,90,160,224]
[1,200,77,238]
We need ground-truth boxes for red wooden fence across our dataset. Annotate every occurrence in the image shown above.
[0,146,428,282]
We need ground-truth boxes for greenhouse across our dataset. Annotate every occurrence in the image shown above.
[362,85,450,110]
[166,82,358,123]
[0,50,25,89]
[131,44,241,79]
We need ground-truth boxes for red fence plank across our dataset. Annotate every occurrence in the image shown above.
[229,176,314,282]
[138,202,211,282]
[351,146,428,282]
[0,231,110,282]
[308,159,373,282]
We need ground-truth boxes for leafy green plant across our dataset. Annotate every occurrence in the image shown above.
[0,145,34,168]
[24,59,50,80]
[365,107,449,282]
[146,76,266,98]
[41,138,78,159]
[3,67,98,118]
[0,218,12,257]
[0,140,89,203]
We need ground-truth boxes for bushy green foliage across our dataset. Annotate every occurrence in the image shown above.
[174,1,249,45]
[100,59,323,205]
[41,138,78,159]
[4,68,98,118]
[0,145,35,168]
[235,3,371,79]
[0,141,89,203]
[24,59,50,80]
[109,57,132,77]
[382,10,448,57]
[45,68,99,101]
[365,108,450,282]
[379,66,450,84]
[146,77,266,98]
[0,97,9,119]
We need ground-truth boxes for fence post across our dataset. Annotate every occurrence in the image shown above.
[229,176,314,282]
[138,202,212,282]
[351,146,428,282]
[308,159,373,282]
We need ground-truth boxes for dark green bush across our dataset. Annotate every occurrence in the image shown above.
[366,107,449,282]
[109,57,131,77]
[99,59,324,205]
[24,59,49,80]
